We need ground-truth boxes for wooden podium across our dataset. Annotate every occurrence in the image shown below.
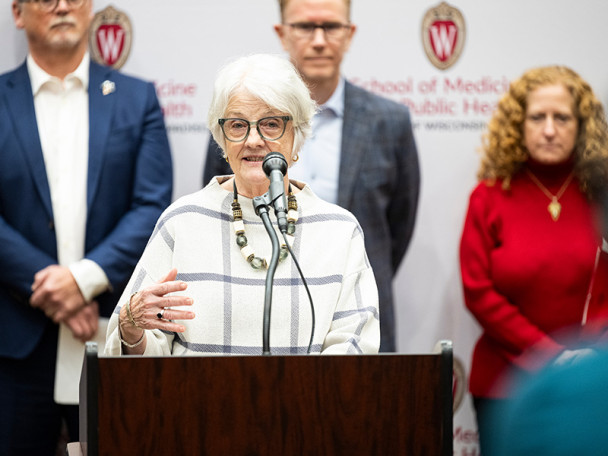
[78,341,453,455]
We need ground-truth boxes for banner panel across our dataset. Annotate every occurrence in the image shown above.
[2,2,607,454]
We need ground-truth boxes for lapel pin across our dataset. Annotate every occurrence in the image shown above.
[101,80,116,96]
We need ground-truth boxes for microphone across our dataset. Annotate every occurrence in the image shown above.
[263,152,288,233]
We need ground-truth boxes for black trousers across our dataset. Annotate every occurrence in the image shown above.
[0,322,79,456]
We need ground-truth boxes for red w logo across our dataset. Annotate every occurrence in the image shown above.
[429,21,458,62]
[95,25,125,67]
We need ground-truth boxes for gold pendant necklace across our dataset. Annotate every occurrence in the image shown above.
[525,169,574,221]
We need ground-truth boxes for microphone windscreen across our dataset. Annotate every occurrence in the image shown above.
[262,152,288,177]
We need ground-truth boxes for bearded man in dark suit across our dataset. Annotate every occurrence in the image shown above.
[0,0,172,453]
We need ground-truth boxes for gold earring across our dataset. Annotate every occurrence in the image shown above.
[292,153,299,162]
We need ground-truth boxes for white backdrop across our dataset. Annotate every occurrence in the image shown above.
[2,1,608,454]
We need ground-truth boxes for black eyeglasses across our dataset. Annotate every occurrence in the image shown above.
[19,0,86,13]
[286,22,352,41]
[219,116,292,142]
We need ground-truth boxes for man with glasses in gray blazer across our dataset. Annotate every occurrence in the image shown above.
[203,0,420,352]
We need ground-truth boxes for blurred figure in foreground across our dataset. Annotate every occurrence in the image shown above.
[493,347,608,456]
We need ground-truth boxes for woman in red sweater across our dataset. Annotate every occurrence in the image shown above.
[460,66,608,454]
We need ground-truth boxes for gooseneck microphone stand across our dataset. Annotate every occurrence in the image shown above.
[252,193,281,356]
[253,152,316,355]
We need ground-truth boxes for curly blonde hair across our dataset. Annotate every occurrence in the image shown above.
[479,65,608,199]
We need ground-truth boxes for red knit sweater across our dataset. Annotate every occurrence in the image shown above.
[460,159,607,398]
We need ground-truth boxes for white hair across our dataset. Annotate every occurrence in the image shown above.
[207,54,317,157]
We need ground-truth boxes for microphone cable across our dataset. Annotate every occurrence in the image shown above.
[281,229,316,354]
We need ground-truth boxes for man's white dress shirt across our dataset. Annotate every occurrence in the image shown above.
[28,53,109,404]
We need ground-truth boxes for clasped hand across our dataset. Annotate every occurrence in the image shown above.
[30,265,86,322]
[29,265,99,342]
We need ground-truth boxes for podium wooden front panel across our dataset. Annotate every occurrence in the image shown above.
[81,344,452,455]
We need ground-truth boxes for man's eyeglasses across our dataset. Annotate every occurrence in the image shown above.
[286,22,352,41]
[219,116,292,142]
[19,0,86,13]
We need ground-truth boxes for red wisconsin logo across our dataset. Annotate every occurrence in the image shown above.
[95,24,126,66]
[89,6,132,69]
[430,20,459,62]
[422,2,466,70]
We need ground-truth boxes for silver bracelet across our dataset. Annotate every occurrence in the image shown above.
[120,330,145,348]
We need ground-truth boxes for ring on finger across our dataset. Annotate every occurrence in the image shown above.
[156,308,166,320]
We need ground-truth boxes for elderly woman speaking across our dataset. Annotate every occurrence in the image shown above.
[105,54,380,356]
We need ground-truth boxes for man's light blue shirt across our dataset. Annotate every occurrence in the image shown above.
[289,77,345,204]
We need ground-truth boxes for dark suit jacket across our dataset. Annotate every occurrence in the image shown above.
[203,81,420,351]
[0,61,173,359]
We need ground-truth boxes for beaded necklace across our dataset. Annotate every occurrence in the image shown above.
[232,180,298,269]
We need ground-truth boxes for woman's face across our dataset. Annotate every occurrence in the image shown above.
[222,92,295,197]
[523,83,579,165]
